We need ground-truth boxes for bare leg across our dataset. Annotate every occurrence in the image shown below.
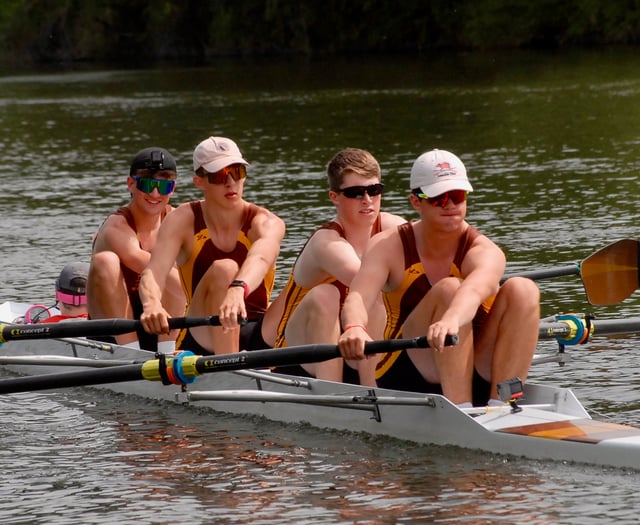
[186,259,239,355]
[475,277,540,400]
[402,277,474,405]
[348,296,386,386]
[261,291,285,348]
[159,266,186,344]
[87,251,137,345]
[285,284,343,381]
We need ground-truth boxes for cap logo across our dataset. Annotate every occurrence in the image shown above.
[434,162,456,178]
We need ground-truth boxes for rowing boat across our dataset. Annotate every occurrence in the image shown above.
[1,300,640,471]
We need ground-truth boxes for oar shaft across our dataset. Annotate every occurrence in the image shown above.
[539,316,640,342]
[0,335,456,395]
[0,316,223,343]
[0,364,144,394]
[193,336,439,374]
[502,264,579,284]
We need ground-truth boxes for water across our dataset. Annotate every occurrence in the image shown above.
[2,48,640,523]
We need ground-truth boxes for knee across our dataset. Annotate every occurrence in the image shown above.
[204,259,240,287]
[500,277,540,309]
[429,277,462,302]
[300,285,341,318]
[89,251,121,280]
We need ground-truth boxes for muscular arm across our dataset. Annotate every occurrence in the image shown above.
[93,216,151,275]
[296,212,406,289]
[138,207,191,333]
[295,230,363,288]
[338,229,399,359]
[220,208,286,327]
[235,209,286,294]
[428,235,506,350]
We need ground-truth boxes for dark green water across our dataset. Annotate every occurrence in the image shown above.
[1,48,640,524]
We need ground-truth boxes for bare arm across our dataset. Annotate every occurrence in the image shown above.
[338,229,398,359]
[93,215,151,275]
[428,235,506,350]
[138,207,191,334]
[295,229,362,288]
[296,212,407,289]
[219,208,286,329]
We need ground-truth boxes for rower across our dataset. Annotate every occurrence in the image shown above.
[24,262,90,323]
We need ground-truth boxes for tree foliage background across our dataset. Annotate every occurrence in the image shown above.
[1,0,640,65]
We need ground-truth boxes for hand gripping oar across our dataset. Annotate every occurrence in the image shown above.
[0,316,226,344]
[539,314,640,345]
[502,239,640,305]
[0,335,457,395]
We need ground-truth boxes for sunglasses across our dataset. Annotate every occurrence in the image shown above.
[204,165,247,185]
[133,176,176,195]
[414,189,468,208]
[337,183,384,199]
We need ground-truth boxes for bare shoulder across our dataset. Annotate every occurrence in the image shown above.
[92,213,132,250]
[304,224,346,253]
[252,204,286,228]
[379,211,408,230]
[248,204,286,244]
[465,228,507,270]
[368,222,402,250]
[472,229,504,254]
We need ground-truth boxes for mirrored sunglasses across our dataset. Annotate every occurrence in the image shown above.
[133,176,176,195]
[338,183,384,199]
[205,165,247,185]
[414,189,468,208]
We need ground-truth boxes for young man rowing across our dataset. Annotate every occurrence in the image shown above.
[139,136,285,355]
[338,149,539,406]
[87,147,185,352]
[265,148,406,384]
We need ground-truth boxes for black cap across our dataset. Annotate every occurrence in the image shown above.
[56,262,90,295]
[129,147,177,176]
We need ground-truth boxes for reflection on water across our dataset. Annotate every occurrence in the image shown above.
[2,49,640,523]
[2,388,639,525]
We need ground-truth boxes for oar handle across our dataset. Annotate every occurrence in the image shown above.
[0,315,226,343]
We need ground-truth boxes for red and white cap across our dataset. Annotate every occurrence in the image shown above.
[410,149,473,198]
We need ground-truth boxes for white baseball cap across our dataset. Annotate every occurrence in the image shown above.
[410,149,473,197]
[193,136,249,173]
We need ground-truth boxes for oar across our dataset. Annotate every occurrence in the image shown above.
[0,335,457,395]
[539,314,640,345]
[502,238,640,305]
[0,315,225,344]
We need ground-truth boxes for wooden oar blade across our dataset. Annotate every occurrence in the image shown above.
[580,239,640,305]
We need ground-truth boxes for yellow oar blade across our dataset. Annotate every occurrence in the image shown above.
[580,239,640,305]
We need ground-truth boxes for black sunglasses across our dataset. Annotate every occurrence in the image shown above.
[337,183,384,199]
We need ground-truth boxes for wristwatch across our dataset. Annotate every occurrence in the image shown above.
[229,280,250,299]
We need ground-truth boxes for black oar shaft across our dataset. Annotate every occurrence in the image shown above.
[539,317,640,342]
[0,335,455,395]
[0,316,223,343]
[0,364,144,394]
[193,336,439,374]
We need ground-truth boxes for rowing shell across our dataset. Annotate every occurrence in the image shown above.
[1,301,639,470]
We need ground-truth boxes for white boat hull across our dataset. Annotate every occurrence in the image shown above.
[2,300,640,470]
